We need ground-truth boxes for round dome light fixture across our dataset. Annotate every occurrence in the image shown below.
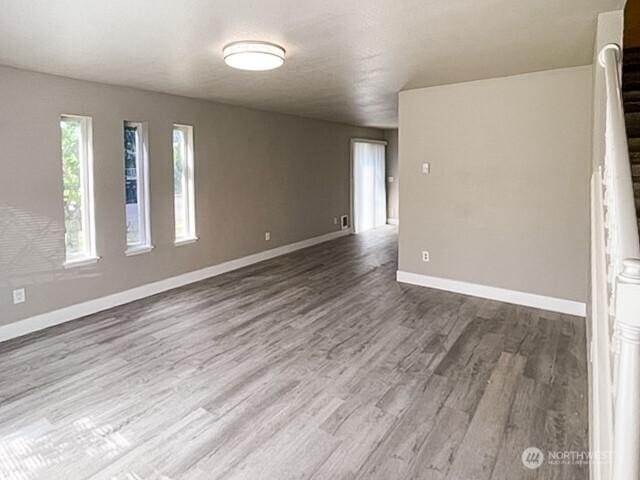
[223,41,285,71]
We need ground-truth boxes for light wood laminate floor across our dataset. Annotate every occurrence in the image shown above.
[0,226,588,480]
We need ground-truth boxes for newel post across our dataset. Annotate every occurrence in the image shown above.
[613,259,640,480]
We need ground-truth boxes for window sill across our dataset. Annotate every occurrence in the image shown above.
[64,256,101,269]
[125,245,155,257]
[174,237,198,247]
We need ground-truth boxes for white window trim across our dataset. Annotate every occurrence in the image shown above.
[125,245,154,256]
[61,114,97,265]
[124,121,153,253]
[173,123,197,244]
[64,256,101,269]
[174,237,199,247]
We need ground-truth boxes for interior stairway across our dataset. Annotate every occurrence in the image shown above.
[623,47,640,231]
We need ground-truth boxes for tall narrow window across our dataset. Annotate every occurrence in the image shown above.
[353,140,387,234]
[60,115,97,265]
[173,124,196,243]
[124,121,152,255]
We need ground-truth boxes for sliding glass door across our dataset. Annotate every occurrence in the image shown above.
[353,140,386,234]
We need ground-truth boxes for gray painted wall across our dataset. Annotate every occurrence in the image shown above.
[0,65,383,326]
[398,65,592,302]
[384,129,399,222]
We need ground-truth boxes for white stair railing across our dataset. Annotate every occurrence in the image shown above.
[593,43,640,480]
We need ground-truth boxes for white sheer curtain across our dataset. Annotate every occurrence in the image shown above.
[353,141,386,234]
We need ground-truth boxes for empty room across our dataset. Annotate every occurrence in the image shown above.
[0,1,639,479]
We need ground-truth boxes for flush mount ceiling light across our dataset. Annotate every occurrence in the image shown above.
[223,41,285,71]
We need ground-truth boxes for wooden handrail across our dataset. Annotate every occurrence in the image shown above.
[597,43,640,480]
[599,44,640,266]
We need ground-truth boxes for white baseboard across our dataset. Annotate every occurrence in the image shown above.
[0,229,352,343]
[387,218,399,225]
[396,270,586,317]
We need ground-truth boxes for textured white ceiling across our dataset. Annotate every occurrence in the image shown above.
[0,0,624,128]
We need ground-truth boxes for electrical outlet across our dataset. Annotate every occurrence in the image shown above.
[265,231,271,241]
[388,176,394,183]
[333,217,338,225]
[421,163,430,174]
[12,288,25,304]
[422,251,430,262]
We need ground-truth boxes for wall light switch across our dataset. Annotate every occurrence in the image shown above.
[265,232,271,241]
[13,288,26,304]
[422,251,430,262]
[422,163,430,174]
[388,176,394,183]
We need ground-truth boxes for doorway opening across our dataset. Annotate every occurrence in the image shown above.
[351,139,387,234]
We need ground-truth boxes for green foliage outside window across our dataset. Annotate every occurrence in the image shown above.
[61,119,83,255]
[173,129,185,195]
[124,126,140,244]
[173,128,187,238]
